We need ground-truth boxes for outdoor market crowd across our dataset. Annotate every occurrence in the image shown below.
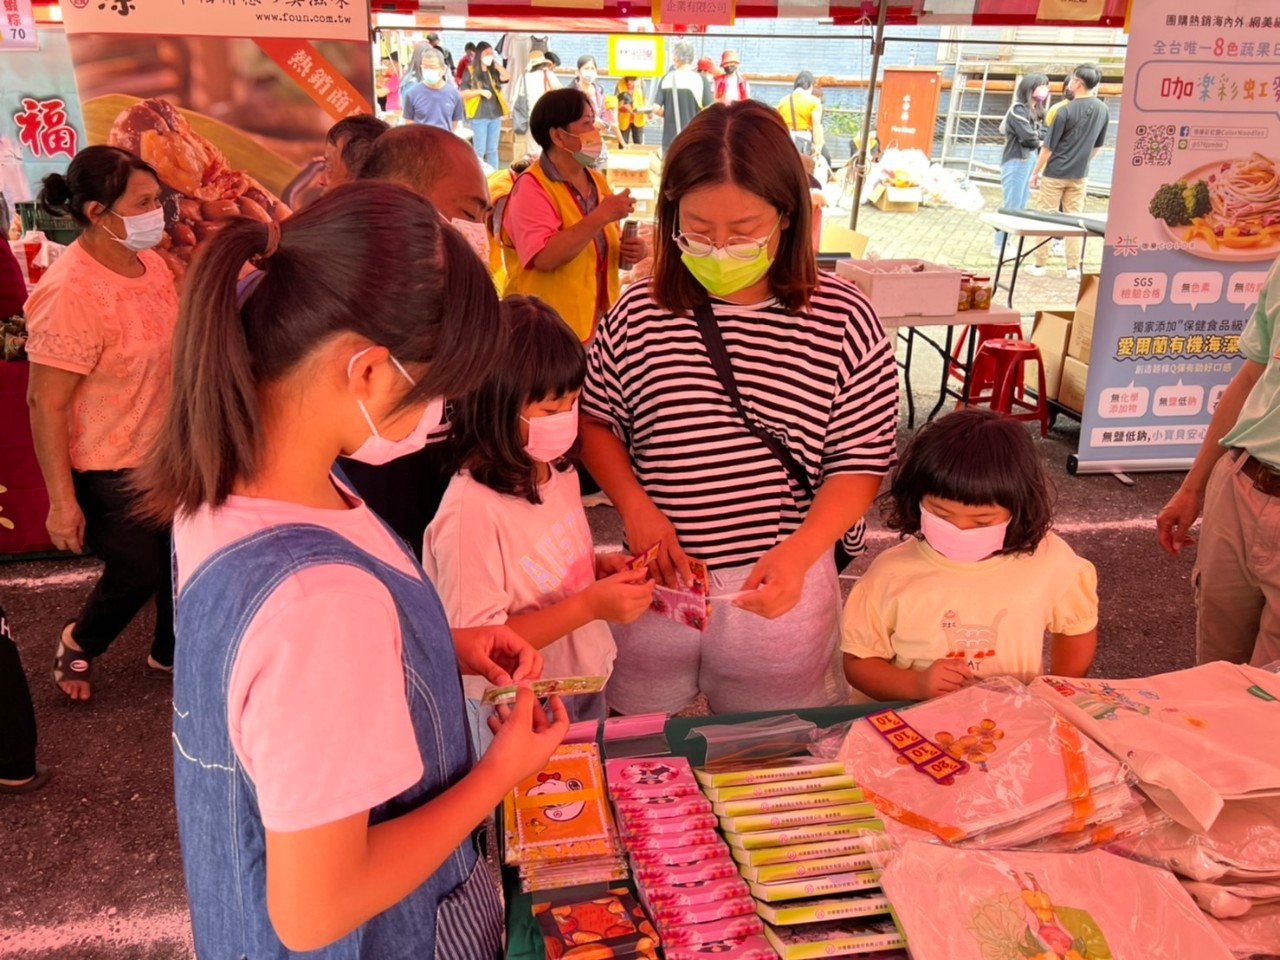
[1,66,1279,960]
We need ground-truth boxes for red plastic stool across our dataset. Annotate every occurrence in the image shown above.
[965,339,1050,437]
[948,322,1025,397]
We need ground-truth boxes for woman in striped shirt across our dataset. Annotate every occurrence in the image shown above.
[580,100,899,715]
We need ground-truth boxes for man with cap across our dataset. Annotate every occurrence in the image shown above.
[715,50,750,104]
[427,31,456,80]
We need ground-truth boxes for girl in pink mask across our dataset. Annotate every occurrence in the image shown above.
[424,296,655,748]
[842,409,1098,702]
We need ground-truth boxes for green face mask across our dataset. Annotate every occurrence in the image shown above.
[681,247,773,297]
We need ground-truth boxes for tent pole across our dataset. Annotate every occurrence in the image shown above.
[849,0,888,230]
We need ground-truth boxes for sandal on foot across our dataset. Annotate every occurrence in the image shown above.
[0,766,53,795]
[53,634,93,701]
[144,658,174,680]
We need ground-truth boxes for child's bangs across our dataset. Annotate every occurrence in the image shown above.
[525,330,587,403]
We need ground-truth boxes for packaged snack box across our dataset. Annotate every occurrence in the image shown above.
[606,757,700,800]
[756,893,894,927]
[744,852,879,884]
[730,831,890,867]
[714,792,870,819]
[763,917,907,960]
[749,870,883,903]
[695,759,847,788]
[726,820,887,851]
[702,775,858,803]
[658,915,765,948]
[722,804,879,835]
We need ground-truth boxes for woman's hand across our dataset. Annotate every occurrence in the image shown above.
[478,89,493,99]
[620,233,648,266]
[483,686,569,784]
[736,539,809,619]
[597,189,635,225]
[452,625,542,686]
[587,568,655,624]
[46,499,86,554]
[621,500,691,589]
[595,552,632,578]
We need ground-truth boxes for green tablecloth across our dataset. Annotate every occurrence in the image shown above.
[503,703,906,959]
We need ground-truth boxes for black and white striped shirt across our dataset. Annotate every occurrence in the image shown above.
[582,274,899,571]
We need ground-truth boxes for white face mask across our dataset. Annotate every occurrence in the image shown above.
[581,70,597,83]
[919,505,1010,564]
[105,206,165,252]
[345,347,446,465]
[522,402,579,463]
[451,217,490,262]
[423,69,443,85]
[481,54,494,67]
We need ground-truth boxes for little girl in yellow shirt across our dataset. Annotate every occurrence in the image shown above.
[842,409,1098,701]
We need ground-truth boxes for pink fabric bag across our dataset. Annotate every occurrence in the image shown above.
[882,842,1235,960]
[839,678,1128,843]
[1030,664,1280,832]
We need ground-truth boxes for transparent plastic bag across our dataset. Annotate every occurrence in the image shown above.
[685,714,817,767]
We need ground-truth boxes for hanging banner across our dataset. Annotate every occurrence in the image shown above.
[0,28,85,206]
[651,0,735,28]
[60,0,367,44]
[1074,0,1278,473]
[63,0,372,283]
[1036,0,1105,22]
[1,0,37,50]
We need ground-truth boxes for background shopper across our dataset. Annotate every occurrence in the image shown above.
[461,41,509,169]
[994,72,1049,257]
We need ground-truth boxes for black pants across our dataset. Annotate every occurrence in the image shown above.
[620,125,644,145]
[377,95,388,111]
[0,605,37,780]
[70,470,174,665]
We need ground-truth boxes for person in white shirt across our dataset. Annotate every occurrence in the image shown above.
[424,296,654,748]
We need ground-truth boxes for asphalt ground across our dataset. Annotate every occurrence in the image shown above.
[0,190,1220,958]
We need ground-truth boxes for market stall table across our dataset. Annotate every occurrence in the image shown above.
[981,211,1107,308]
[501,702,906,960]
[888,304,1022,428]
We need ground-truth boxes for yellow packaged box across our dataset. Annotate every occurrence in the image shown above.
[726,819,886,851]
[713,789,867,820]
[722,803,877,835]
[748,869,882,903]
[755,893,893,927]
[695,760,847,789]
[704,775,858,804]
[744,851,880,884]
[730,827,888,867]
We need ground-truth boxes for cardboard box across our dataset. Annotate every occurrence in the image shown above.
[1031,309,1074,400]
[1058,356,1089,414]
[836,258,962,318]
[1068,273,1100,360]
[818,224,870,260]
[869,183,921,213]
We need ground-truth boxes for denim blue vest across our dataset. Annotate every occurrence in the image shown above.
[172,521,503,959]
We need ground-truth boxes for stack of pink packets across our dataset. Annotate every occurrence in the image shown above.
[605,756,776,958]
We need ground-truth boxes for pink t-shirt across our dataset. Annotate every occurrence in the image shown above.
[174,487,425,833]
[504,173,569,269]
[422,467,615,701]
[24,242,178,471]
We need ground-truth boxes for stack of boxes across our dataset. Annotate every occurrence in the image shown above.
[1029,272,1099,413]
[697,759,908,959]
[604,148,662,220]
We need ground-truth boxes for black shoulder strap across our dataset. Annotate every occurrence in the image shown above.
[692,301,814,497]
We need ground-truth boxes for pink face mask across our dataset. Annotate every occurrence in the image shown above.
[920,504,1009,564]
[522,401,579,463]
[346,347,446,465]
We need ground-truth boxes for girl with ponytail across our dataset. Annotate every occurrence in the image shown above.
[134,179,566,958]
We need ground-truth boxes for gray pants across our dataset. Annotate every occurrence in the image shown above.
[606,555,849,715]
[1195,451,1280,668]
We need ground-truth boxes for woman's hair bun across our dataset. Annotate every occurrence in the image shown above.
[37,173,72,217]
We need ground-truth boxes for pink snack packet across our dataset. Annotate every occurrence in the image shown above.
[643,876,752,909]
[659,916,766,948]
[615,795,714,821]
[634,857,739,885]
[653,896,758,927]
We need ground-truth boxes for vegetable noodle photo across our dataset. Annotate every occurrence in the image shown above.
[1149,153,1280,259]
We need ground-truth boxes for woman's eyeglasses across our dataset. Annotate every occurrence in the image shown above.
[672,217,781,260]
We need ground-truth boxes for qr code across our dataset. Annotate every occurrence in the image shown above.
[1133,124,1177,166]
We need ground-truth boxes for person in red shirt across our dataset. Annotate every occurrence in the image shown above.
[715,50,750,104]
[0,238,26,318]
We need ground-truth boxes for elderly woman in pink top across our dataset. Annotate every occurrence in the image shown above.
[25,146,179,702]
